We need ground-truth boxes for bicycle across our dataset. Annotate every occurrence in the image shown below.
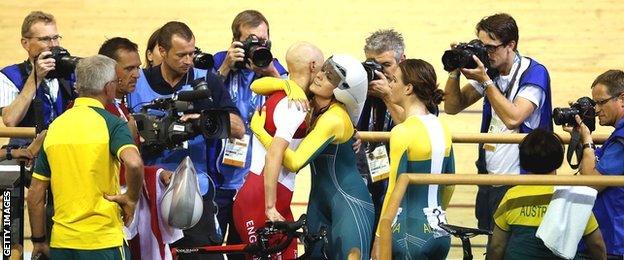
[171,214,328,260]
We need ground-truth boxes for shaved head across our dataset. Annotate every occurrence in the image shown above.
[285,42,323,91]
[286,42,323,75]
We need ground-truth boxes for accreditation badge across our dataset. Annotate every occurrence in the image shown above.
[222,134,250,168]
[484,114,507,152]
[366,144,391,182]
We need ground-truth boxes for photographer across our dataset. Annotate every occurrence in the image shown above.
[444,13,553,232]
[0,11,76,145]
[127,21,244,260]
[212,9,287,248]
[563,70,624,258]
[362,29,406,124]
[358,28,406,249]
[0,11,75,258]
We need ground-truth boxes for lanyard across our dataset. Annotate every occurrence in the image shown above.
[497,55,522,100]
[228,71,264,123]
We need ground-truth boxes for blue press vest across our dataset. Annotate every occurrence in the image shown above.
[0,63,75,146]
[477,57,553,174]
[480,58,553,134]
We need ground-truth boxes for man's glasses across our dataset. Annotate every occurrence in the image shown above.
[594,93,622,106]
[483,43,504,53]
[25,35,62,44]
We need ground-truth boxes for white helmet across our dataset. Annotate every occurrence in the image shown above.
[160,156,203,230]
[327,54,368,125]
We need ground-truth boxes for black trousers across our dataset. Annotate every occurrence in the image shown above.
[475,184,510,231]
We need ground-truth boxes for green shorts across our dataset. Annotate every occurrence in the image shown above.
[50,244,130,260]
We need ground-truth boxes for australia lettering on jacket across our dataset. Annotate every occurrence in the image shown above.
[519,205,547,218]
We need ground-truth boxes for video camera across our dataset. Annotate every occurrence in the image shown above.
[442,39,499,79]
[133,79,231,155]
[43,46,82,79]
[362,59,383,82]
[553,96,596,132]
[234,34,273,69]
[193,47,214,70]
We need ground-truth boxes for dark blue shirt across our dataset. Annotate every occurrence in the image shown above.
[594,118,624,255]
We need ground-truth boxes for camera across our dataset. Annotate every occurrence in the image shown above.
[442,39,499,79]
[553,97,596,132]
[43,46,82,79]
[193,47,214,70]
[234,34,273,69]
[133,79,231,155]
[362,59,383,82]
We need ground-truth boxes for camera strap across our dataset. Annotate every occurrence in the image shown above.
[501,56,522,100]
[32,59,46,134]
[566,130,583,169]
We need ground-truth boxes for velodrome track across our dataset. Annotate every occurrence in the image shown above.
[1,0,623,258]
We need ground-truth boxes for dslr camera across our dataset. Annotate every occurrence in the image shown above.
[362,59,383,82]
[234,34,273,69]
[442,39,499,79]
[193,47,214,70]
[553,96,596,131]
[133,79,231,155]
[43,46,82,79]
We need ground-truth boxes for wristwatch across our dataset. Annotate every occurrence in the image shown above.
[481,79,495,89]
[582,143,596,150]
[5,146,12,161]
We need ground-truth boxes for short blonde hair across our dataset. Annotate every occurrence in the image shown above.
[21,11,56,37]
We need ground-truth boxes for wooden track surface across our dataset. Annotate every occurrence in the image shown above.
[1,1,623,258]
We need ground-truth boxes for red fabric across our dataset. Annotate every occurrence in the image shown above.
[128,233,142,260]
[104,101,140,185]
[232,172,297,259]
[143,166,167,259]
[263,91,307,138]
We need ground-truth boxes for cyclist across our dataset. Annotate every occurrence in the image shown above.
[373,59,455,259]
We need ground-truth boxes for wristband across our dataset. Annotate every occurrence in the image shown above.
[582,143,596,150]
[31,235,46,243]
[448,71,459,79]
[5,146,12,161]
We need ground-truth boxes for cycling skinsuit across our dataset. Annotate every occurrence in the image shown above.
[380,114,455,259]
[253,101,374,259]
[232,88,307,259]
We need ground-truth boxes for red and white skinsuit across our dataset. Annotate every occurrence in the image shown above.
[232,91,307,259]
